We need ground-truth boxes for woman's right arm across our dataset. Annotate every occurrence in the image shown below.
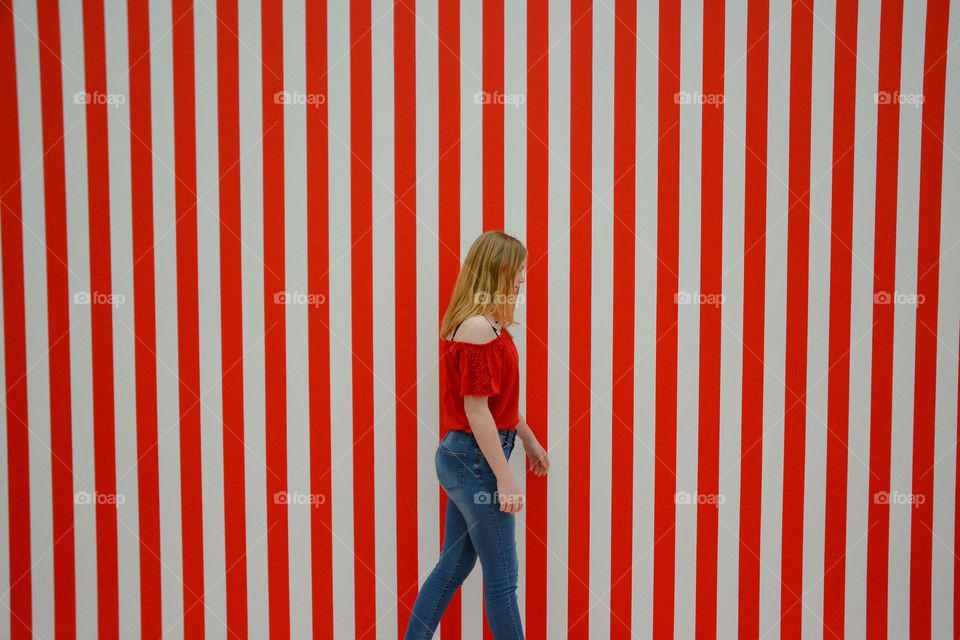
[465,396,524,513]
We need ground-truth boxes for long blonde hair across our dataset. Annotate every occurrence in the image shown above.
[440,231,526,339]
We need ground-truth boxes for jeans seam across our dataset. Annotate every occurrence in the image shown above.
[493,510,521,639]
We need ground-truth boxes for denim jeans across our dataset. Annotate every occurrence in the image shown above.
[403,428,524,639]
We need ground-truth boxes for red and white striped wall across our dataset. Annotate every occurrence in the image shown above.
[0,0,958,638]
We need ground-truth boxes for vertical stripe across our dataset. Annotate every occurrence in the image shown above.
[171,0,206,633]
[80,1,120,634]
[821,0,858,635]
[350,0,378,636]
[437,0,462,635]
[394,0,419,636]
[909,1,950,636]
[305,0,332,635]
[282,0,311,635]
[35,0,78,635]
[215,0,250,635]
[675,0,703,634]
[653,0,679,636]
[866,0,904,636]
[482,0,503,230]
[524,0,549,636]
[126,0,163,635]
[371,2,397,638]
[695,0,724,635]
[566,0,592,636]
[261,0,290,636]
[737,0,769,634]
[13,1,52,637]
[632,1,658,635]
[609,0,636,637]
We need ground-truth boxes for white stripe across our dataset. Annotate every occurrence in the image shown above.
[675,0,703,633]
[58,0,99,633]
[458,2,484,635]
[102,1,142,636]
[328,0,356,635]
[632,0,658,635]
[546,0,571,635]
[0,155,8,636]
[802,0,838,633]
[589,2,614,638]
[193,1,227,636]
[147,0,185,634]
[758,0,792,632]
[931,7,960,634]
[717,0,747,634]
[414,0,441,600]
[504,0,527,625]
[845,1,881,636]
[281,0,312,635]
[13,1,54,636]
[888,2,928,635]
[370,0,398,636]
[237,0,268,633]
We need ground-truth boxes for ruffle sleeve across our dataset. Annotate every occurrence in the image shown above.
[455,341,503,397]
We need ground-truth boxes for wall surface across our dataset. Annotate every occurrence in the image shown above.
[0,0,958,638]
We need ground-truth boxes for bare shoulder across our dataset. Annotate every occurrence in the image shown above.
[450,315,499,345]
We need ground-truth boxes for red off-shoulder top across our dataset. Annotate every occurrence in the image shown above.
[440,329,520,434]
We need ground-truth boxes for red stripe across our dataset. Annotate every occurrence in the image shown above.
[306,0,333,636]
[866,2,904,637]
[653,0,680,637]
[127,0,163,635]
[822,0,858,635]
[80,1,120,635]
[737,0,769,633]
[609,0,636,637]
[524,0,549,636]
[350,1,378,637]
[216,0,249,635]
[438,0,462,635]
[35,0,78,636]
[566,0,592,637]
[393,0,420,636]
[0,2,33,635]
[260,1,289,636]
[695,1,724,636]
[171,0,206,633]
[909,0,951,635]
[780,1,814,636]
[482,0,504,230]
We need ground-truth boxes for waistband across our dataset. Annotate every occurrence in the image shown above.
[444,428,516,448]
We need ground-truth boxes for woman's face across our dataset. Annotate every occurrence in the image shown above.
[513,258,527,295]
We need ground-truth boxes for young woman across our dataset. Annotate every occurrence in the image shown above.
[403,231,550,639]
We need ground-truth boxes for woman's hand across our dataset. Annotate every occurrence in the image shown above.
[496,472,525,514]
[524,438,550,477]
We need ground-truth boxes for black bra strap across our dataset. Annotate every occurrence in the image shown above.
[451,316,499,340]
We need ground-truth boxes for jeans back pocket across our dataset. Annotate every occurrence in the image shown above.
[435,448,468,491]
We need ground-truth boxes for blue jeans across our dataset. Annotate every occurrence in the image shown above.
[403,428,524,639]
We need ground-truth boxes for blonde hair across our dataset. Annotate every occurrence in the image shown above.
[440,230,527,339]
